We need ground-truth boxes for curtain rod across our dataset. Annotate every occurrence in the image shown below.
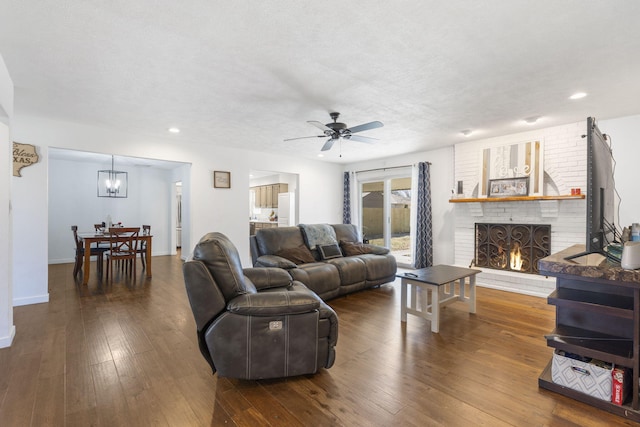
[354,162,430,174]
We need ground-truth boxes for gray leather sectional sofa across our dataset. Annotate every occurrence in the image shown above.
[250,223,398,300]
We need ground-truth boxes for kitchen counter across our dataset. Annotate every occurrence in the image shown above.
[250,220,278,235]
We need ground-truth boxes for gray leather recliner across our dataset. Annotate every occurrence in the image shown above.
[183,232,338,380]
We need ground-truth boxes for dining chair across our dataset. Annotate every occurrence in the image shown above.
[93,223,110,249]
[137,225,151,269]
[72,225,107,279]
[106,227,140,283]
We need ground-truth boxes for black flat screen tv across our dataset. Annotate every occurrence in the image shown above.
[586,117,617,253]
[565,117,618,260]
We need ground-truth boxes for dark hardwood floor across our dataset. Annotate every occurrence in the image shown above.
[0,254,635,426]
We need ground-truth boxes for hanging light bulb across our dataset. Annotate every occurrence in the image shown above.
[98,155,128,198]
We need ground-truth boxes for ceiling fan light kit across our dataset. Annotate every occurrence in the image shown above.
[285,112,383,153]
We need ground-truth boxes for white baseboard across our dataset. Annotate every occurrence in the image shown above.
[49,258,74,264]
[13,293,49,307]
[49,253,171,265]
[0,325,16,348]
[475,282,548,298]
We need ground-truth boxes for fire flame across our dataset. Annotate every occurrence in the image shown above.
[510,243,523,271]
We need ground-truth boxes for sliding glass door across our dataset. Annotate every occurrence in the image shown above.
[359,171,413,267]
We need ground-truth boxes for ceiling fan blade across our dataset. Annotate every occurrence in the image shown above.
[284,135,324,142]
[346,121,384,134]
[321,138,336,151]
[346,134,378,144]
[307,120,333,132]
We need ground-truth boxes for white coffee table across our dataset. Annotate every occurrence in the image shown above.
[398,265,480,333]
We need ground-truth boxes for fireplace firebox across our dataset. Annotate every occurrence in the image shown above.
[474,223,551,274]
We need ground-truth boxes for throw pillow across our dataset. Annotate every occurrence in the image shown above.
[339,240,389,256]
[318,243,343,260]
[299,224,338,249]
[275,245,316,265]
[340,240,373,256]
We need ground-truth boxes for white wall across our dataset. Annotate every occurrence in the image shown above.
[0,53,15,347]
[12,143,48,305]
[344,146,455,266]
[600,114,640,229]
[11,115,344,306]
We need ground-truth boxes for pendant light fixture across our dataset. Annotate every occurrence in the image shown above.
[97,155,128,198]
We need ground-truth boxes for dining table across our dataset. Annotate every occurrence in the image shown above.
[78,231,153,285]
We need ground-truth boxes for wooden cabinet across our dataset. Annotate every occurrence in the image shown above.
[265,185,273,208]
[259,186,267,208]
[271,183,288,207]
[251,183,289,209]
[538,245,640,422]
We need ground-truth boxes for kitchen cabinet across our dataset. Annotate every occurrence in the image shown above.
[259,186,267,208]
[251,183,289,209]
[272,184,288,207]
[265,185,273,208]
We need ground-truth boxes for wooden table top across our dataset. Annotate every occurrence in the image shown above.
[398,265,481,286]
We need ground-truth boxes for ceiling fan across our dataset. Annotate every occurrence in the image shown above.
[285,112,384,152]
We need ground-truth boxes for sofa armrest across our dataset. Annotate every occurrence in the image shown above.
[243,267,292,290]
[255,255,297,269]
[227,290,321,316]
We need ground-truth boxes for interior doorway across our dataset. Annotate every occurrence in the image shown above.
[249,170,299,231]
[175,182,182,249]
[47,148,191,263]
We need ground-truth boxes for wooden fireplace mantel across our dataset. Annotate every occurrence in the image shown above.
[449,194,584,217]
[449,194,585,203]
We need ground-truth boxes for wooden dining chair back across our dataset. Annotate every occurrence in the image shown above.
[137,225,151,269]
[72,225,106,279]
[106,227,140,283]
[93,223,110,248]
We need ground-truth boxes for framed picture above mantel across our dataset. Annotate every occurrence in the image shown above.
[488,177,529,198]
[478,139,544,198]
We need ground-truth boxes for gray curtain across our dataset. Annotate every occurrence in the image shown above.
[343,171,351,224]
[414,162,433,269]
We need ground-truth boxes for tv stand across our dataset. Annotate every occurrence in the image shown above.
[539,245,640,422]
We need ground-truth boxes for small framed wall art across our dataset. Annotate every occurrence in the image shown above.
[213,171,231,188]
[488,177,529,198]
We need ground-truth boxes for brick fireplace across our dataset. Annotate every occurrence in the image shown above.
[453,121,587,297]
[474,223,551,274]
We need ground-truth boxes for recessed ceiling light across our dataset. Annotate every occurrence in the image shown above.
[317,153,324,158]
[569,92,587,100]
[168,127,180,133]
[524,116,540,125]
[460,130,472,137]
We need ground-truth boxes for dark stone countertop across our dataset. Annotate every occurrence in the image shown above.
[538,244,640,284]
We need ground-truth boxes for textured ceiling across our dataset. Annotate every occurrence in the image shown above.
[1,1,640,164]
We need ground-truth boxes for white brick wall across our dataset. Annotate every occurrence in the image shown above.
[454,121,587,297]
